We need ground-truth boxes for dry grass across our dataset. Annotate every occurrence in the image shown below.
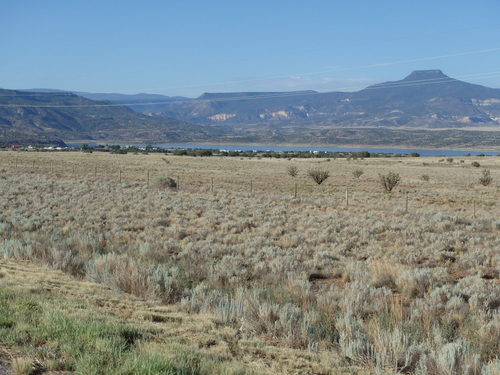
[0,259,359,375]
[0,150,499,374]
[11,357,34,375]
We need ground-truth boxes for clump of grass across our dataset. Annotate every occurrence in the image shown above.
[471,161,480,168]
[12,357,34,375]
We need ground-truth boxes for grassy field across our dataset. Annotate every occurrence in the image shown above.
[0,151,499,374]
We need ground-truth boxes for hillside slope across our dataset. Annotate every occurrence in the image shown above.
[0,89,221,145]
[0,257,361,375]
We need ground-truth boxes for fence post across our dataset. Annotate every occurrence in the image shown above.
[177,176,180,191]
[211,177,214,193]
[405,192,409,213]
[94,166,97,177]
[119,169,122,183]
[345,188,349,209]
[250,180,253,194]
[147,170,150,186]
[294,182,297,199]
[473,200,476,219]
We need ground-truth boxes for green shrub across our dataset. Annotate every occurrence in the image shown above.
[352,169,364,179]
[471,161,480,168]
[156,176,177,189]
[287,165,299,178]
[308,169,329,185]
[479,169,492,186]
[379,172,400,192]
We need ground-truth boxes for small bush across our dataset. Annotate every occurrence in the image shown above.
[308,169,330,185]
[446,158,454,163]
[352,169,364,179]
[471,161,480,168]
[379,172,400,192]
[156,176,177,189]
[421,174,430,182]
[287,165,299,178]
[479,169,492,186]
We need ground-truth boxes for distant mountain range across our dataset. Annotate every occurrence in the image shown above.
[129,70,500,129]
[2,70,500,148]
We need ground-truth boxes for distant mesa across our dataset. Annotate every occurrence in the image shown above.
[402,69,451,81]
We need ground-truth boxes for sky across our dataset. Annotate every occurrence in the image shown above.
[1,0,500,97]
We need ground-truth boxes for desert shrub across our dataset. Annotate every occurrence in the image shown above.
[86,254,152,296]
[0,221,14,237]
[370,261,398,290]
[183,287,315,348]
[379,171,400,192]
[287,165,299,177]
[493,220,500,230]
[447,158,454,163]
[421,339,481,375]
[395,268,434,297]
[308,169,329,185]
[478,169,492,186]
[421,174,430,182]
[472,161,481,168]
[148,265,191,303]
[156,176,177,189]
[0,239,28,259]
[481,359,500,375]
[352,169,364,179]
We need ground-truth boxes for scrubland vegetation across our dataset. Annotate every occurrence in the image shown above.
[0,151,499,374]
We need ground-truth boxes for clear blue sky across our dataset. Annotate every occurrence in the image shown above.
[1,0,500,97]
